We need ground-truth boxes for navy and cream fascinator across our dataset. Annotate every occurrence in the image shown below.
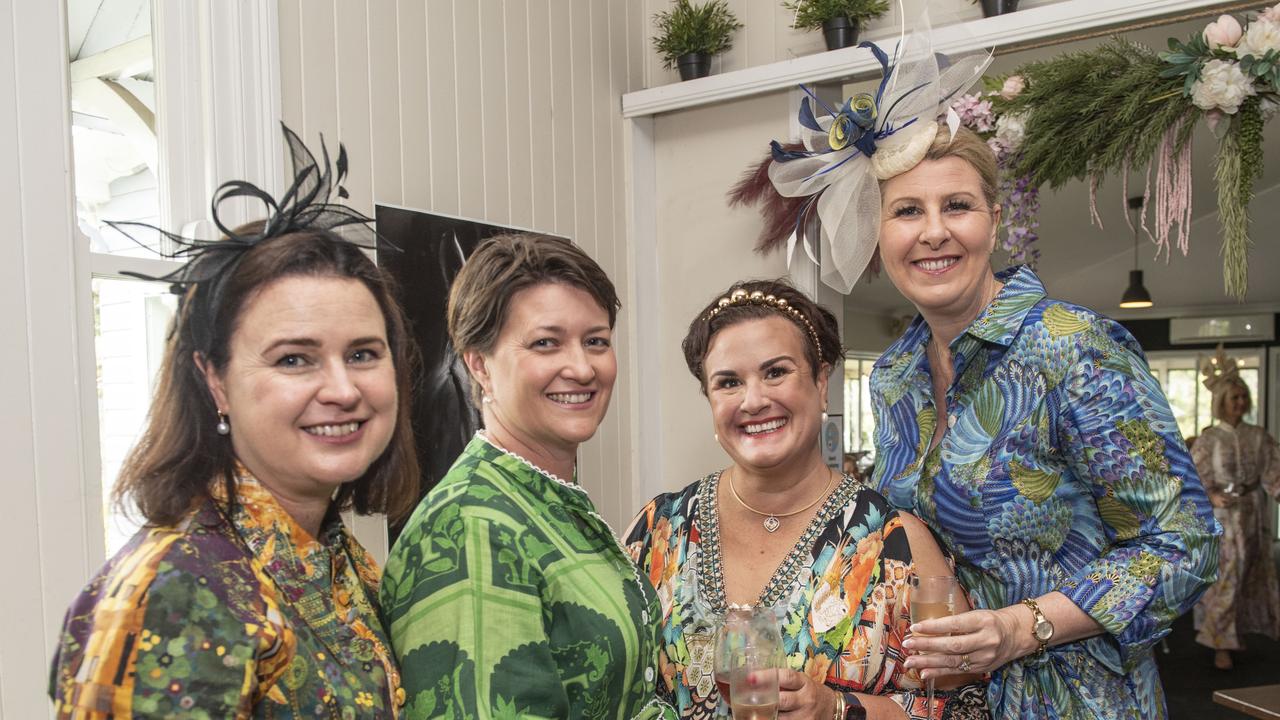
[730,10,991,293]
[109,123,392,350]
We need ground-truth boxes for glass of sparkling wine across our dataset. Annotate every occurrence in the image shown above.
[910,574,959,715]
[728,648,779,720]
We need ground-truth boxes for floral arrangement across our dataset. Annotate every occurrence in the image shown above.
[983,4,1280,301]
[1159,7,1280,297]
[950,75,1041,267]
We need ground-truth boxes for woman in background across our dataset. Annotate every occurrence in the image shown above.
[1193,348,1280,670]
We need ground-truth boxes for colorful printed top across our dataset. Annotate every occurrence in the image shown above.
[50,473,403,718]
[871,265,1220,720]
[625,473,989,720]
[380,435,675,720]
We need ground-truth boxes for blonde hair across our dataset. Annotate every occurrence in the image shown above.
[922,124,1000,207]
[1211,378,1252,421]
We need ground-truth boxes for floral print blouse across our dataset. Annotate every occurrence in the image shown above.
[380,435,674,720]
[625,473,988,720]
[50,473,403,718]
[872,265,1220,720]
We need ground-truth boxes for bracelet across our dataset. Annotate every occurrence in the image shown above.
[832,691,845,720]
[844,692,866,719]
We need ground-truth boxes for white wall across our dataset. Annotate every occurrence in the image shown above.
[0,0,98,716]
[650,91,792,494]
[639,0,1063,88]
[276,0,648,529]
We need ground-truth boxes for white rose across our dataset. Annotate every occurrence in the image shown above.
[1191,59,1257,114]
[1233,17,1280,57]
[995,112,1028,149]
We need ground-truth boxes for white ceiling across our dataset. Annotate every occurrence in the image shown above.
[68,0,149,62]
[844,16,1280,317]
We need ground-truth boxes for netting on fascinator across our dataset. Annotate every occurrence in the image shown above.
[107,123,394,351]
[729,10,992,293]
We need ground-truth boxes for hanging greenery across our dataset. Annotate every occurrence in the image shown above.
[990,5,1280,300]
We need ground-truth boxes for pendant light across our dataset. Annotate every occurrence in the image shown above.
[1119,195,1154,309]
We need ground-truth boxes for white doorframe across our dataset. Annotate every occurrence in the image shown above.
[1,0,96,715]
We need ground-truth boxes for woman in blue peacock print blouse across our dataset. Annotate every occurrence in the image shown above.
[867,125,1220,719]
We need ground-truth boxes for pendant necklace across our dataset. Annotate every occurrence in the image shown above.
[725,466,836,533]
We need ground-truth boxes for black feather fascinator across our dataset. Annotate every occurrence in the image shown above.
[109,122,392,289]
[108,123,395,353]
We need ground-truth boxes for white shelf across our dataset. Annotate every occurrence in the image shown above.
[621,0,1233,118]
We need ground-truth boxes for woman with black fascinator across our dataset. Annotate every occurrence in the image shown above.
[49,126,420,717]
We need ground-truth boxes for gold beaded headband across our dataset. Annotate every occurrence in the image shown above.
[704,288,822,355]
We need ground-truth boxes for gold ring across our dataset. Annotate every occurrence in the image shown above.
[958,654,972,672]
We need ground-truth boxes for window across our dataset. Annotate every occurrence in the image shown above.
[69,2,186,554]
[1146,350,1263,441]
[843,355,878,463]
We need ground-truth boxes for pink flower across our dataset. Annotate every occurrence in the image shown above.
[1261,4,1280,24]
[951,93,996,133]
[1203,15,1243,49]
[999,75,1026,100]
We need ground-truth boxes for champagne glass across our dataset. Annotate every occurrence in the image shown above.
[910,574,960,716]
[713,607,752,706]
[713,605,782,708]
[728,648,779,720]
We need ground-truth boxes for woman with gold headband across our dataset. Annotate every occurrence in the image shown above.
[1192,346,1280,671]
[732,15,1220,719]
[626,280,989,720]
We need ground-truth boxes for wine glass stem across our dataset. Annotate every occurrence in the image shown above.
[927,679,935,718]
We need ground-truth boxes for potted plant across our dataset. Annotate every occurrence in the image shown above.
[974,0,1020,18]
[653,0,743,81]
[783,0,890,51]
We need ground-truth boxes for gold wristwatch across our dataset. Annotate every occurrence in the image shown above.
[1021,598,1054,657]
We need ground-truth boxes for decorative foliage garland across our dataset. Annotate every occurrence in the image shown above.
[990,5,1280,300]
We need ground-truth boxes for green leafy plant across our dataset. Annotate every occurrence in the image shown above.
[782,0,889,29]
[652,0,743,69]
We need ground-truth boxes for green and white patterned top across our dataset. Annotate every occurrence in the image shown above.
[380,434,676,720]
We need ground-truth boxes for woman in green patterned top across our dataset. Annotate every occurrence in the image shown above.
[381,233,674,719]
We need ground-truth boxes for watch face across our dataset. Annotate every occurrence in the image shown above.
[1034,620,1054,642]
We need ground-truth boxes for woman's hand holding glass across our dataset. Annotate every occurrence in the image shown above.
[905,602,1027,681]
[775,667,841,719]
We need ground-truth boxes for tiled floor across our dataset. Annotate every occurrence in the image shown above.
[1159,551,1280,719]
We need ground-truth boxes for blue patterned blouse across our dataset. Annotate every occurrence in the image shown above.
[871,266,1219,719]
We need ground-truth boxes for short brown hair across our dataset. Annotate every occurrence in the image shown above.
[116,227,422,526]
[447,233,620,407]
[1211,378,1252,421]
[683,278,844,392]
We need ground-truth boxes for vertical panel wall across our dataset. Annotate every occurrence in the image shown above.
[276,0,646,530]
[0,0,96,716]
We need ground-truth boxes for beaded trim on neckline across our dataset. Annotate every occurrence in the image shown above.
[697,470,860,613]
[476,431,579,490]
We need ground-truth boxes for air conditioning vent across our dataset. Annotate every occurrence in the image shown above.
[1169,314,1274,345]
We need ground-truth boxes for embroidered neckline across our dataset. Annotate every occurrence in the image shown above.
[696,470,860,612]
[476,431,578,487]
